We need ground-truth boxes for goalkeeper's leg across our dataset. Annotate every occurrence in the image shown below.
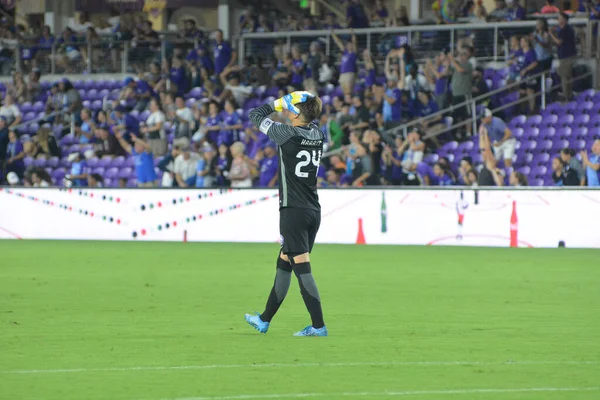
[260,254,293,322]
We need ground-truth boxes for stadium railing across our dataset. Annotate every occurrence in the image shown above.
[236,18,592,64]
[4,32,203,76]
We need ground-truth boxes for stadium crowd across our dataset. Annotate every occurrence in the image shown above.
[1,1,600,188]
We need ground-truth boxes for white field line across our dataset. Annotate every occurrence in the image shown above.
[1,360,599,375]
[164,387,600,400]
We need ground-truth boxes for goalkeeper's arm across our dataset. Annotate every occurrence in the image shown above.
[248,102,296,145]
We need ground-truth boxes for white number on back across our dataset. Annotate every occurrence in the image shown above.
[295,150,322,178]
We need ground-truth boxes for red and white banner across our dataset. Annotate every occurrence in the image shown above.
[0,188,599,248]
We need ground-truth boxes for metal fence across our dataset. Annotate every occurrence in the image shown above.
[1,32,203,76]
[237,18,593,64]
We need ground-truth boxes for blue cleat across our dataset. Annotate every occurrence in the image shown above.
[244,312,269,334]
[293,325,328,337]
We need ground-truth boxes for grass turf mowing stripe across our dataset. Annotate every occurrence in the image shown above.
[2,360,599,375]
[162,387,600,400]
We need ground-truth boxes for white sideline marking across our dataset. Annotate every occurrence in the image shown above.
[164,387,600,400]
[1,360,599,375]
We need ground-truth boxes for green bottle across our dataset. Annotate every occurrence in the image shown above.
[381,191,387,233]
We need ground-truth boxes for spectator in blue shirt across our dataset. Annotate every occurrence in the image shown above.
[532,19,553,73]
[507,36,523,82]
[219,99,243,147]
[213,29,236,76]
[549,13,577,100]
[481,109,516,168]
[66,152,89,187]
[186,45,214,74]
[432,163,455,186]
[205,101,223,144]
[74,108,95,144]
[581,140,600,186]
[115,131,157,187]
[5,130,25,179]
[382,77,403,129]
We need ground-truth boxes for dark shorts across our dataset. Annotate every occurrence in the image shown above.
[520,76,540,91]
[279,207,321,255]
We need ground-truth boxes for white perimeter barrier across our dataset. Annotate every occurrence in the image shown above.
[0,188,599,248]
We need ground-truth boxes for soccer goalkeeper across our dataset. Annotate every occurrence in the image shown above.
[244,91,328,337]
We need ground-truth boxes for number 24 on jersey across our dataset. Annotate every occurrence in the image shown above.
[295,150,322,178]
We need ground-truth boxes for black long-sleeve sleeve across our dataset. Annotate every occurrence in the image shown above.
[248,102,296,145]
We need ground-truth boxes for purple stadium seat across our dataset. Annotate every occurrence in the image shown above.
[564,101,577,114]
[98,157,113,168]
[590,127,600,139]
[540,108,554,118]
[441,141,459,152]
[588,115,600,128]
[20,102,33,113]
[185,98,196,108]
[86,157,99,168]
[33,158,46,168]
[517,166,531,176]
[32,101,45,113]
[539,127,556,140]
[546,102,562,113]
[525,115,542,128]
[28,123,40,135]
[118,168,133,179]
[515,153,533,165]
[556,127,572,139]
[542,114,558,127]
[572,127,587,139]
[99,89,110,99]
[512,127,524,139]
[574,114,590,127]
[524,140,538,152]
[577,89,595,102]
[532,178,544,186]
[125,156,135,168]
[67,144,80,154]
[60,135,76,146]
[92,167,105,176]
[111,156,126,168]
[456,141,474,153]
[46,157,59,168]
[82,100,91,109]
[23,112,37,122]
[104,167,119,179]
[52,168,66,184]
[23,156,34,168]
[552,139,570,151]
[510,115,527,127]
[59,156,71,168]
[139,111,151,121]
[539,140,553,152]
[424,154,439,164]
[532,166,548,177]
[557,114,574,127]
[573,139,587,150]
[153,158,161,167]
[321,95,331,105]
[127,179,137,188]
[91,100,102,110]
[523,127,540,140]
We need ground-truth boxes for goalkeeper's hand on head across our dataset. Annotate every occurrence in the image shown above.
[273,91,315,115]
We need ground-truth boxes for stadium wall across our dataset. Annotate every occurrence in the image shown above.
[0,188,599,248]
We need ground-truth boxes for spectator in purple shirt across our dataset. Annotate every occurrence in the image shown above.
[169,56,188,96]
[257,142,278,187]
[290,45,306,90]
[431,163,455,186]
[219,99,243,147]
[332,31,358,97]
[506,36,523,82]
[186,45,214,74]
[347,0,369,28]
[371,0,389,25]
[518,36,539,113]
[363,50,377,90]
[213,29,236,76]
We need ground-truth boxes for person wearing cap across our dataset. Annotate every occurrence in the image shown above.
[115,131,157,188]
[111,104,139,137]
[480,109,516,168]
[549,13,576,101]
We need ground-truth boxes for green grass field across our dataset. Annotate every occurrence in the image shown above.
[1,241,599,400]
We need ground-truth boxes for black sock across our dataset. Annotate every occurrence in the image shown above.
[293,262,325,329]
[260,257,292,323]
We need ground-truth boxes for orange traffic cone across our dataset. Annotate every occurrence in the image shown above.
[356,218,366,245]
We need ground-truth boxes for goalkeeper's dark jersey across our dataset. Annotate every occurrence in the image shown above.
[249,103,324,211]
